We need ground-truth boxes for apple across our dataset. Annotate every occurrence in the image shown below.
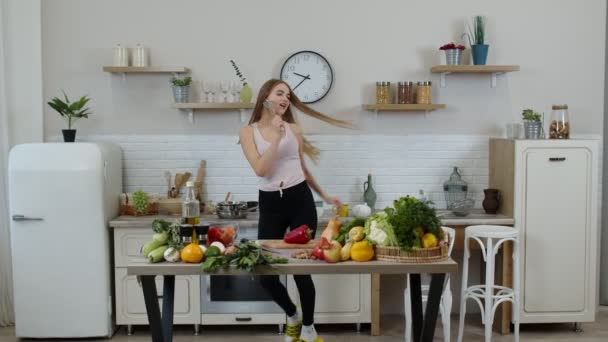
[323,240,342,263]
[312,237,330,260]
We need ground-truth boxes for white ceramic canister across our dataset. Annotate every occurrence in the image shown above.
[132,44,148,67]
[113,44,129,66]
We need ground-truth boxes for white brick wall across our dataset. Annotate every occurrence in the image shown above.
[75,134,495,210]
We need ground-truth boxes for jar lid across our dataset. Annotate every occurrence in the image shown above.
[376,82,382,85]
[552,104,568,110]
[398,82,405,86]
[417,81,423,85]
[428,81,432,86]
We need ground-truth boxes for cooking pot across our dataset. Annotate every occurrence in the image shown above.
[216,201,249,219]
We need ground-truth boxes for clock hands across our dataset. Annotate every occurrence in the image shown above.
[292,73,311,91]
[293,72,311,80]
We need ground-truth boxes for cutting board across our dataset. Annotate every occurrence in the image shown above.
[259,239,317,249]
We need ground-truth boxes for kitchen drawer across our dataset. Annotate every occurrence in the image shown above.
[115,268,200,325]
[201,313,285,325]
[114,228,153,267]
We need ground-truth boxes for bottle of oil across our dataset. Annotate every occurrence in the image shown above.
[182,181,200,243]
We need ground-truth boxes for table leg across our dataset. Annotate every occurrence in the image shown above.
[162,276,175,342]
[421,273,446,342]
[371,273,381,336]
[409,273,423,342]
[140,276,164,342]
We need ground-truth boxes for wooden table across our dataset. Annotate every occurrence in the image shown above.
[128,259,457,342]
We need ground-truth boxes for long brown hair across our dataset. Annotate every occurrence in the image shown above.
[248,79,351,161]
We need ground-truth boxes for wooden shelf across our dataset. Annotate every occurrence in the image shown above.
[430,65,519,88]
[103,66,189,73]
[363,104,446,112]
[430,65,520,73]
[173,102,255,123]
[173,103,255,110]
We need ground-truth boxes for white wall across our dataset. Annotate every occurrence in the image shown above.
[41,0,606,138]
[5,0,43,146]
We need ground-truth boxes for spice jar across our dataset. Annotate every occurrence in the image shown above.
[398,82,414,104]
[549,104,570,139]
[416,82,431,104]
[427,81,433,104]
[376,82,391,104]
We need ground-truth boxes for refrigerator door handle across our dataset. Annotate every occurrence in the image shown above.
[12,214,43,221]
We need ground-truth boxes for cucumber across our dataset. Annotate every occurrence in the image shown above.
[148,245,169,263]
[142,239,166,256]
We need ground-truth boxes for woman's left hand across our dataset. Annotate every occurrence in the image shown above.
[324,195,343,209]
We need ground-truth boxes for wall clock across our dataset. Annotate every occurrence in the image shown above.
[280,50,333,103]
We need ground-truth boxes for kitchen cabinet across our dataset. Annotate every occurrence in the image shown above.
[489,138,599,324]
[287,274,371,326]
[113,228,201,329]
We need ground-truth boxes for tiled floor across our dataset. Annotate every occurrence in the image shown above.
[1,311,607,341]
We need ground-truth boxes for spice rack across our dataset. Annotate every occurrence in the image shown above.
[430,65,520,88]
[173,102,255,123]
[363,104,446,119]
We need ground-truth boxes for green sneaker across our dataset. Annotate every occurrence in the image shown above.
[298,338,323,342]
[284,320,302,342]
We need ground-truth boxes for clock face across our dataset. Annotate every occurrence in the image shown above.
[280,51,333,104]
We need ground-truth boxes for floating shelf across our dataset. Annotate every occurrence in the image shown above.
[102,66,190,73]
[430,65,520,88]
[363,104,446,112]
[173,102,255,123]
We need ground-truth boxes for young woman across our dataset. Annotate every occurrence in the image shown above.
[239,79,351,342]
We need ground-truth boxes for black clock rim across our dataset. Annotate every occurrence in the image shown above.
[279,50,333,104]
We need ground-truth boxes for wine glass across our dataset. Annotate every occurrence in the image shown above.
[207,81,218,103]
[220,81,230,103]
[231,81,241,103]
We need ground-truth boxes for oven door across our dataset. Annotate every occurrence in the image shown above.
[201,274,286,314]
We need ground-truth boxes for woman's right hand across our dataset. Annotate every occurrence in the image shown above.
[269,115,285,143]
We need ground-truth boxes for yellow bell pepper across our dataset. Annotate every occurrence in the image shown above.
[351,240,375,262]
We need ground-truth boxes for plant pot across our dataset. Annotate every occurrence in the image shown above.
[445,49,462,65]
[172,85,190,103]
[482,188,500,214]
[524,121,542,139]
[62,129,76,142]
[240,83,252,104]
[471,44,489,65]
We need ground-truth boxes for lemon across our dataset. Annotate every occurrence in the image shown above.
[421,233,438,248]
[415,226,425,238]
[348,226,365,242]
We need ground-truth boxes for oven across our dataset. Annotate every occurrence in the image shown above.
[200,229,287,326]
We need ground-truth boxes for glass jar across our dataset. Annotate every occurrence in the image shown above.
[383,82,391,104]
[427,81,433,104]
[443,166,469,209]
[549,104,570,139]
[416,81,430,104]
[375,82,384,104]
[397,82,414,104]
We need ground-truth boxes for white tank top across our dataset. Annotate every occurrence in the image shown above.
[252,123,306,192]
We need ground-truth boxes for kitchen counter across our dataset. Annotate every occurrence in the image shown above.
[108,209,514,229]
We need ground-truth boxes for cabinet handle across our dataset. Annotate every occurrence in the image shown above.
[12,214,43,221]
[235,317,252,322]
[549,157,566,162]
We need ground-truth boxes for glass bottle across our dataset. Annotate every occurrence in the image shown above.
[549,104,570,139]
[363,173,377,210]
[182,181,200,243]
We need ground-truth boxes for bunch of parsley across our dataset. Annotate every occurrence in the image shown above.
[202,241,288,273]
[385,196,442,250]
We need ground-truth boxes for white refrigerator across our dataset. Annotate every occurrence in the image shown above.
[8,142,122,338]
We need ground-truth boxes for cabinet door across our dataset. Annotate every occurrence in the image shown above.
[114,228,152,267]
[115,268,200,325]
[523,148,590,313]
[287,274,371,323]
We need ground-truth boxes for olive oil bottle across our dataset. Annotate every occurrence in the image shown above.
[182,181,200,242]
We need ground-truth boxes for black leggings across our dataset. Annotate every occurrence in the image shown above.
[258,181,318,326]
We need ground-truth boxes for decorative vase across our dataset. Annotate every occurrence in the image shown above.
[482,188,500,214]
[524,121,542,139]
[172,85,190,103]
[445,49,462,65]
[363,173,377,210]
[240,83,252,103]
[62,129,76,142]
[471,44,489,65]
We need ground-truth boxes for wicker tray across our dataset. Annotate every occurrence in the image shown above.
[375,244,448,263]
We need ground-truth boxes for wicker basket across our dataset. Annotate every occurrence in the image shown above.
[375,244,448,263]
[119,193,158,216]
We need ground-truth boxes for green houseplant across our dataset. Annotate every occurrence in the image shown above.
[170,75,192,103]
[463,15,489,65]
[230,60,252,103]
[522,108,543,139]
[47,92,92,142]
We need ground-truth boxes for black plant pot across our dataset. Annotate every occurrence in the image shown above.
[62,129,76,142]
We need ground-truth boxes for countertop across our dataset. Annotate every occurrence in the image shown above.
[109,209,514,229]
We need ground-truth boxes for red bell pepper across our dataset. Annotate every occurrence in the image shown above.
[284,225,312,244]
[207,226,223,246]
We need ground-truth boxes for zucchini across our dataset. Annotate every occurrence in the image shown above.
[142,239,166,256]
[148,245,169,263]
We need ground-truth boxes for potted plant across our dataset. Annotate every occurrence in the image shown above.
[439,42,466,65]
[47,92,92,142]
[170,75,192,103]
[522,108,542,139]
[230,59,252,103]
[463,15,489,65]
